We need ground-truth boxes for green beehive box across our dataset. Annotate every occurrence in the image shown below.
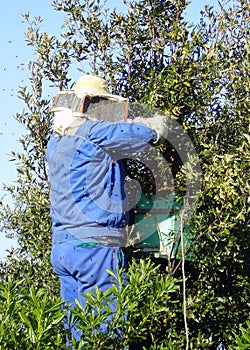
[133,193,191,260]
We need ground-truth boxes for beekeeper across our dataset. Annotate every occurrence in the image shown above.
[46,74,167,341]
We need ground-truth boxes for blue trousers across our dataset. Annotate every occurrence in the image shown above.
[51,239,128,341]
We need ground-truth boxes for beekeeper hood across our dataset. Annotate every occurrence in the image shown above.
[73,75,127,101]
[51,75,128,136]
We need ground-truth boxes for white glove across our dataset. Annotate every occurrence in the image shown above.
[129,113,168,144]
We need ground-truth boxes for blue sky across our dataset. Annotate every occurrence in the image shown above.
[0,0,221,259]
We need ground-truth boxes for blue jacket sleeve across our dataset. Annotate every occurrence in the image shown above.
[87,121,157,155]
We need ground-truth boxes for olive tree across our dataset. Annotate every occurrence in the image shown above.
[0,0,249,348]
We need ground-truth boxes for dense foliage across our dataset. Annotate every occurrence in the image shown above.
[0,0,249,348]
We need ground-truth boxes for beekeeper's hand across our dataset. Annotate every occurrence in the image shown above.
[130,113,168,144]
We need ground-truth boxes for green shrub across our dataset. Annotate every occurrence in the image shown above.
[0,280,65,349]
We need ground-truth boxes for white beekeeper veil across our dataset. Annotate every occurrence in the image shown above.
[51,75,128,136]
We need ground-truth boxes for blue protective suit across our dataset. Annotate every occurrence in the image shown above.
[46,119,156,245]
[46,118,156,342]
